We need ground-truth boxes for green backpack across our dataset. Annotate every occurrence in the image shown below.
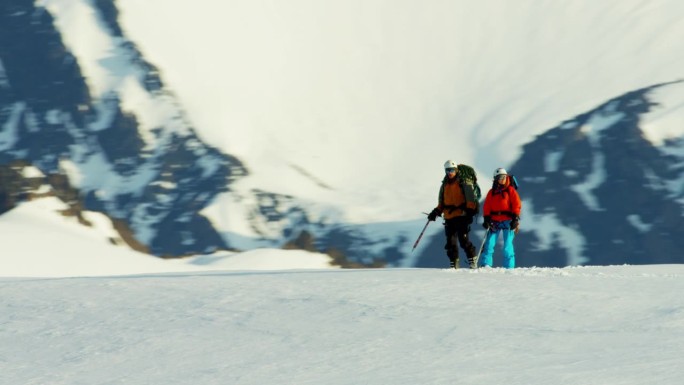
[439,164,482,215]
[457,164,481,214]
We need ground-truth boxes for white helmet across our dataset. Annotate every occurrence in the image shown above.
[444,160,457,169]
[493,168,508,178]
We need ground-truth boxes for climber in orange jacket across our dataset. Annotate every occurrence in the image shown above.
[427,160,478,269]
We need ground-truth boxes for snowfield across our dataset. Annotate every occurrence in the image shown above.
[0,199,682,384]
[2,265,683,385]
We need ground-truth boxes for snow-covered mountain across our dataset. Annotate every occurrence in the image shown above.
[0,0,248,258]
[490,81,684,267]
[1,0,683,266]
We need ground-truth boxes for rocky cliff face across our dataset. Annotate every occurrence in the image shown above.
[0,0,246,256]
[511,81,684,266]
[0,0,370,264]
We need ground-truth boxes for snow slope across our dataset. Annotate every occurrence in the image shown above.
[110,0,684,226]
[0,198,334,277]
[0,197,681,384]
[2,265,683,384]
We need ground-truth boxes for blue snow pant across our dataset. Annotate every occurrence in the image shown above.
[479,220,515,269]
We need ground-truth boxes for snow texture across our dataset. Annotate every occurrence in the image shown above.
[1,198,683,384]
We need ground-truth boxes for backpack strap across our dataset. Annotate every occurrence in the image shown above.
[509,175,519,190]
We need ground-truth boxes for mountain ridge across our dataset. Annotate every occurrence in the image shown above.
[1,0,683,266]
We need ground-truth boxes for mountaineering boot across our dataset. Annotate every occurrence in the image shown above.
[466,244,477,269]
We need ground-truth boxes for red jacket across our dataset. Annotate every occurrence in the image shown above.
[483,179,521,222]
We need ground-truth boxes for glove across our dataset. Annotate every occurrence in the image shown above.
[482,216,491,229]
[510,216,520,231]
[427,208,440,221]
[465,208,476,217]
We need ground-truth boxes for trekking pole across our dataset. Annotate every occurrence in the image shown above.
[411,220,431,252]
[475,227,490,266]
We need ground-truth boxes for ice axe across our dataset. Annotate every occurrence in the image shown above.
[411,219,431,252]
[475,227,490,267]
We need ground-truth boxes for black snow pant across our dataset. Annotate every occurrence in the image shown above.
[443,216,477,266]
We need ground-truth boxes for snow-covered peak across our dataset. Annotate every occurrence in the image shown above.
[113,0,684,222]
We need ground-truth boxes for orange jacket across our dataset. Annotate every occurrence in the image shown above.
[436,177,469,219]
[483,178,521,222]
